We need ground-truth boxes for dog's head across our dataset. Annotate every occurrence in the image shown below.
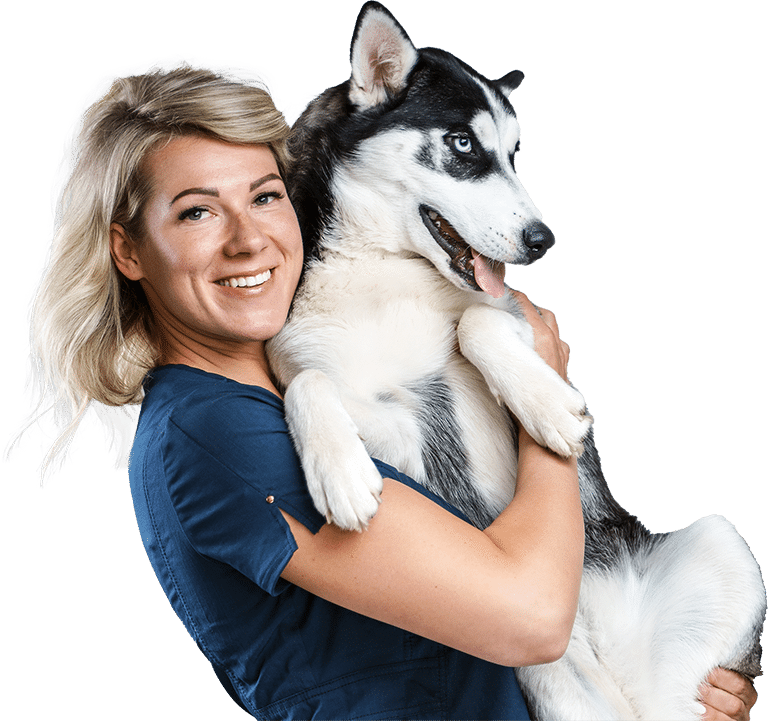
[288,1,554,298]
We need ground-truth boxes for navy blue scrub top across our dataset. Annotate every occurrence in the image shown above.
[129,364,531,719]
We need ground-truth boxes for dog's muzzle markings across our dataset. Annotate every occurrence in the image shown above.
[420,205,552,297]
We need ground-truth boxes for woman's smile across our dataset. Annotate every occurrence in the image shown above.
[215,269,273,288]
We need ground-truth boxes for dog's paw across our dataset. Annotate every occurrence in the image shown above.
[304,440,384,532]
[284,369,383,531]
[515,379,593,458]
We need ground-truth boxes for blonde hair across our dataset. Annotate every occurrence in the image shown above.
[31,66,291,448]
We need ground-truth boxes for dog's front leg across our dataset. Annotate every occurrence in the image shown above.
[457,303,591,458]
[283,368,383,531]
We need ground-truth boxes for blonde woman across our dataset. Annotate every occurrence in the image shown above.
[33,66,757,719]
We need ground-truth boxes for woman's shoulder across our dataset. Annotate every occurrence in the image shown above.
[134,363,327,538]
[134,364,298,483]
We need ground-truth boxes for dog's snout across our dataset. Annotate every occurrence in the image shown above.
[523,221,555,259]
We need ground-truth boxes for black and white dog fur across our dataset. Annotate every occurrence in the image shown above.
[266,3,766,718]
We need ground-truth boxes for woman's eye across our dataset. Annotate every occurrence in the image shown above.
[254,191,283,206]
[178,206,210,222]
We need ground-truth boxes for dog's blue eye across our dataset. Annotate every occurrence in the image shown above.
[452,135,473,154]
[445,133,474,155]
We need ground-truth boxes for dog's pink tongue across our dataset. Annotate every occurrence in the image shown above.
[471,249,506,298]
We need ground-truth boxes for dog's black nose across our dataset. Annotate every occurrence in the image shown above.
[523,221,555,259]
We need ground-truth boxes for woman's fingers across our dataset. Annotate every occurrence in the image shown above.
[510,291,557,338]
[537,305,558,329]
[699,668,757,720]
[510,290,570,380]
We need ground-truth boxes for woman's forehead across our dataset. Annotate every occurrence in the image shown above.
[145,137,280,199]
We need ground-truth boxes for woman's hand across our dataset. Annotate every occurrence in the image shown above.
[510,290,570,380]
[699,668,757,720]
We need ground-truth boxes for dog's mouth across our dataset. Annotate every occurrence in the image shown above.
[419,205,506,298]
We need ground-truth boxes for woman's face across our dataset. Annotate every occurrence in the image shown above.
[115,136,303,357]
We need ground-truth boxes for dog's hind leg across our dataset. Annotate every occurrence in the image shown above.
[629,516,765,719]
[517,513,765,721]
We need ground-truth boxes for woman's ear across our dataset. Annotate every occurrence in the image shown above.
[110,222,144,281]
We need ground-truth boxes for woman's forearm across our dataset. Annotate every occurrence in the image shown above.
[484,428,584,653]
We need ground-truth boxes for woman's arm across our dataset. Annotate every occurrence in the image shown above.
[281,293,584,667]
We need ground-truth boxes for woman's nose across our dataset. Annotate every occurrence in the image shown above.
[223,212,270,256]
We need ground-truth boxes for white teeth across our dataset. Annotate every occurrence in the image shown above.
[217,270,272,288]
[427,210,443,228]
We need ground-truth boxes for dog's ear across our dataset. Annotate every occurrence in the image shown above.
[349,1,418,110]
[495,70,525,96]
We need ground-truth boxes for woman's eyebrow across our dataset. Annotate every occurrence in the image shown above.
[170,174,282,206]
[250,173,282,191]
[170,187,218,205]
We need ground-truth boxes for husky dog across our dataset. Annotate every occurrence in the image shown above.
[266,3,765,718]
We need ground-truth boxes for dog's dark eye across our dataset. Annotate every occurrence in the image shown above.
[446,133,473,155]
[510,141,520,170]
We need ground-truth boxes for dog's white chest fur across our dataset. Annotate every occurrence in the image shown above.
[269,252,521,522]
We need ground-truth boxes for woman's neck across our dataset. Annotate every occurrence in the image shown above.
[157,331,281,395]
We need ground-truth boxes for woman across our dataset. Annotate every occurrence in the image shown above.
[33,66,757,719]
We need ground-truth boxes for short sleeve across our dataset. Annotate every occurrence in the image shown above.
[160,389,327,595]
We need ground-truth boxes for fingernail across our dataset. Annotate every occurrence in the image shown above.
[694,702,707,717]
